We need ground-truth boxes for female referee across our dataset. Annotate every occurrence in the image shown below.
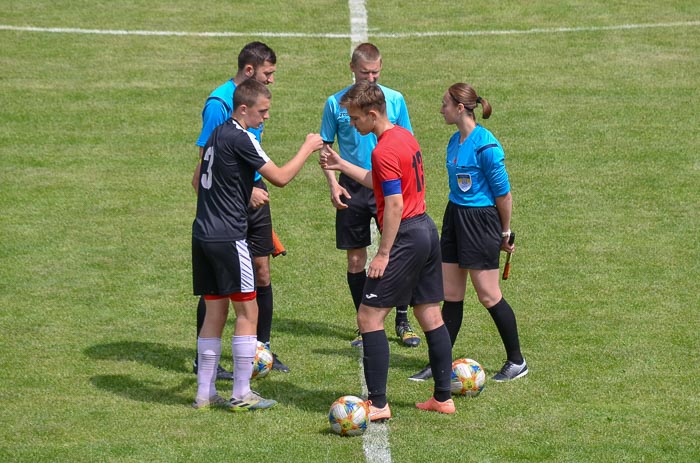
[409,82,527,383]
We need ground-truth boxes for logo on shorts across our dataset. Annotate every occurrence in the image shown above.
[365,293,378,299]
[457,173,472,192]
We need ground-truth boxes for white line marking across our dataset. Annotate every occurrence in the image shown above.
[349,0,368,47]
[349,3,391,460]
[357,346,393,463]
[360,232,392,463]
[0,21,697,39]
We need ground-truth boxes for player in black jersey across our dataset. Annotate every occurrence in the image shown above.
[191,79,323,411]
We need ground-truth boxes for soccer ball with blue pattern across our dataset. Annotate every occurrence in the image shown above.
[451,358,486,397]
[328,395,369,436]
[251,342,273,379]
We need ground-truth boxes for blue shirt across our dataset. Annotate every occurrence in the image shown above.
[320,83,412,170]
[196,79,263,181]
[445,124,510,207]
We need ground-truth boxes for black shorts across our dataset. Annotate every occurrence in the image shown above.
[362,214,444,308]
[247,179,274,257]
[192,238,256,296]
[440,202,502,270]
[335,174,378,250]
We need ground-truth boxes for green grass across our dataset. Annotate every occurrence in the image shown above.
[1,1,699,462]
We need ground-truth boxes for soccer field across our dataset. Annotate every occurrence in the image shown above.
[1,1,699,462]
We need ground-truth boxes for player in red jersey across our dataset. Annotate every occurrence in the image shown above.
[320,80,455,418]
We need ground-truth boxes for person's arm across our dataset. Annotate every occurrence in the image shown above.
[319,145,372,189]
[257,133,324,187]
[367,194,403,279]
[321,143,350,209]
[495,192,514,253]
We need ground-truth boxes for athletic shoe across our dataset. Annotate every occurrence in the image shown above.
[227,390,277,412]
[408,364,432,382]
[365,401,392,422]
[271,353,290,373]
[395,322,421,347]
[416,397,456,414]
[350,330,363,348]
[492,360,528,382]
[192,359,234,381]
[191,394,227,410]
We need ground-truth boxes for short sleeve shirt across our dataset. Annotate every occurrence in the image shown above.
[446,124,510,207]
[320,84,412,170]
[196,79,263,181]
[193,119,270,242]
[371,126,426,230]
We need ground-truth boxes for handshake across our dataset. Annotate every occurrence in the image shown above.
[318,145,343,172]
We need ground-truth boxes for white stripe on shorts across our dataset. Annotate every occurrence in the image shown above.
[236,240,256,293]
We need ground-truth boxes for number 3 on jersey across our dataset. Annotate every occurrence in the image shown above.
[412,151,425,193]
[201,146,214,190]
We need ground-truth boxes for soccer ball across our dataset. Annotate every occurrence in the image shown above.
[251,342,273,379]
[328,395,370,436]
[451,358,486,397]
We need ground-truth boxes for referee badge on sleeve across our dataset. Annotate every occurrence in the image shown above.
[457,173,472,192]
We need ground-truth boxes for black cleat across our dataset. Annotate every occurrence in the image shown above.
[492,360,528,382]
[395,322,421,347]
[271,353,290,373]
[408,364,433,382]
[193,359,234,380]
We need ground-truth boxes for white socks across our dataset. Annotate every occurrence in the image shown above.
[232,335,257,400]
[196,337,221,401]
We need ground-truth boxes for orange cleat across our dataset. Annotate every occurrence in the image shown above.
[366,401,392,422]
[415,397,456,414]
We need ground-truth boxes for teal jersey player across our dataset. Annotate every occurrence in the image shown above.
[197,79,263,181]
[321,83,412,170]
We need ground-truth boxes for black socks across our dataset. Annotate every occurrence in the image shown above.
[487,297,524,364]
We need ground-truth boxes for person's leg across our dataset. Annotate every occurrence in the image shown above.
[346,248,368,347]
[442,263,469,346]
[247,192,289,372]
[358,304,393,420]
[346,248,368,308]
[394,304,421,347]
[413,303,455,414]
[254,255,272,344]
[227,296,277,410]
[194,296,234,380]
[470,269,527,381]
[230,296,257,400]
[195,297,229,405]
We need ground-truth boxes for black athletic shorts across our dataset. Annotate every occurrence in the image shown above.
[247,179,274,257]
[362,214,444,308]
[440,202,502,270]
[192,238,256,296]
[335,174,379,250]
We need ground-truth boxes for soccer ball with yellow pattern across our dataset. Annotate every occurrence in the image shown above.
[451,358,486,397]
[328,395,369,436]
[251,342,273,379]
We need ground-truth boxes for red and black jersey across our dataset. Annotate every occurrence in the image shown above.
[193,118,270,242]
[371,126,427,231]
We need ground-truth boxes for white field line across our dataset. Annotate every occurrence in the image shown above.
[349,0,368,47]
[0,21,698,39]
[360,223,392,463]
[349,2,391,461]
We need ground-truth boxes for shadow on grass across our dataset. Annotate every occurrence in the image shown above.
[84,341,193,373]
[90,374,194,406]
[269,316,348,341]
[85,341,198,405]
[310,346,430,374]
